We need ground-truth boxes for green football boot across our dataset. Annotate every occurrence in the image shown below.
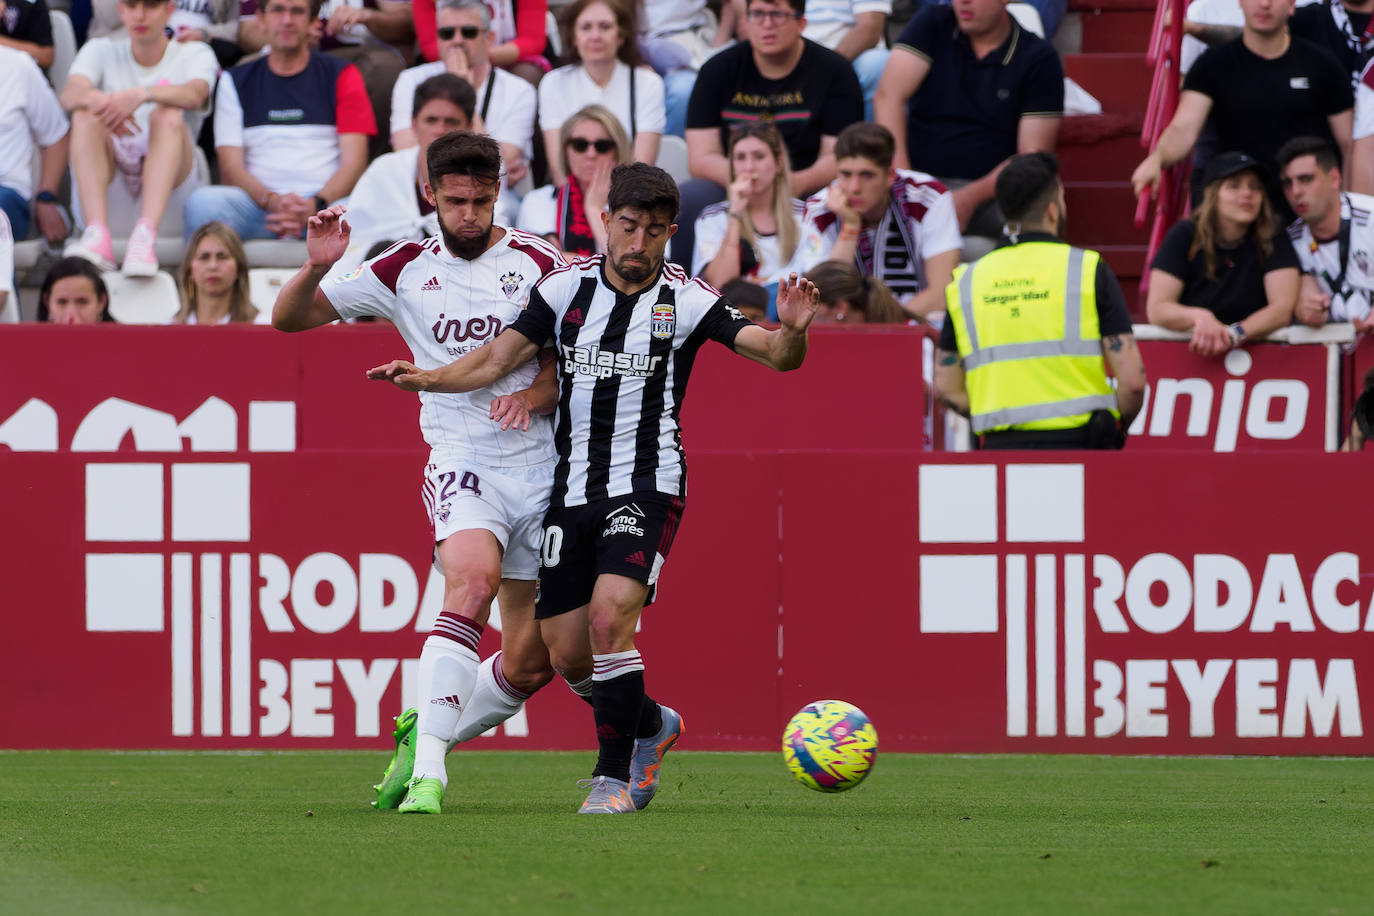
[398,777,444,814]
[372,708,418,809]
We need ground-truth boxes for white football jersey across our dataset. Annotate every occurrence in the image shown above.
[321,227,565,468]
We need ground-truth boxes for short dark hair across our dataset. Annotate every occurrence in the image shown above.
[607,162,680,222]
[1276,136,1340,174]
[748,0,806,16]
[834,122,895,170]
[413,73,477,121]
[37,257,112,322]
[995,151,1061,221]
[427,130,502,187]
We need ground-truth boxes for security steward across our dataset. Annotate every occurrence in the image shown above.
[934,152,1148,449]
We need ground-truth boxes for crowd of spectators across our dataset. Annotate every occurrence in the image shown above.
[0,0,1370,383]
[1134,0,1374,357]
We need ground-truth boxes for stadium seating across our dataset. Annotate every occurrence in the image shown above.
[48,10,77,94]
[102,269,181,324]
[655,135,689,185]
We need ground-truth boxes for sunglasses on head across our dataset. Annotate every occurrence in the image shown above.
[437,24,482,40]
[567,137,615,154]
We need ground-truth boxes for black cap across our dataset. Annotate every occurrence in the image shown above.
[1202,151,1268,187]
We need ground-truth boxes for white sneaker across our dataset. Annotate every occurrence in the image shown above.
[121,221,159,277]
[64,224,115,272]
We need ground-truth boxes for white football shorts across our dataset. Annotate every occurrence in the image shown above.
[421,454,554,581]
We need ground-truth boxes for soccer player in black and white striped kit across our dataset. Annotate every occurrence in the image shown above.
[370,162,819,813]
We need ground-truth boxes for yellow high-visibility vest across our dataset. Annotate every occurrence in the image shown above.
[945,241,1118,435]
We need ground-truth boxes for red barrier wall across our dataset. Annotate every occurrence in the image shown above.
[1,327,1369,754]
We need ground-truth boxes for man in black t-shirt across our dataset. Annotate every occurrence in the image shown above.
[685,0,862,197]
[1188,0,1374,87]
[873,0,1063,248]
[673,0,862,268]
[0,0,55,70]
[1133,0,1353,219]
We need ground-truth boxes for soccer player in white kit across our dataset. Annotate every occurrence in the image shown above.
[369,163,820,813]
[273,132,589,815]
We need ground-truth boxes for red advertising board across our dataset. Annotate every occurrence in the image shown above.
[1,327,1369,754]
[1125,340,1333,452]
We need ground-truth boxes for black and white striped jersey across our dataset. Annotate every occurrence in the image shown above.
[509,255,754,508]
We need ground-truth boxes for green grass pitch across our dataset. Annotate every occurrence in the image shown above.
[2,751,1370,914]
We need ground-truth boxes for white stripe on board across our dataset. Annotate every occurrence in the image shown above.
[200,554,223,737]
[1035,554,1057,737]
[1064,554,1086,737]
[171,553,193,736]
[230,553,251,737]
[1005,555,1028,737]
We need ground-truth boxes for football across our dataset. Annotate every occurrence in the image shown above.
[782,700,878,792]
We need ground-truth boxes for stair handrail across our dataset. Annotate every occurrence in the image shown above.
[1135,0,1191,294]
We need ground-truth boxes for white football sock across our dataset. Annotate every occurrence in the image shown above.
[450,652,531,745]
[413,634,480,786]
[564,672,594,700]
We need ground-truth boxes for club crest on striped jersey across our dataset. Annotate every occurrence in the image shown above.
[651,302,675,339]
[500,270,523,299]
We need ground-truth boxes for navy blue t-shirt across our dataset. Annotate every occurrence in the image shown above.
[893,7,1063,181]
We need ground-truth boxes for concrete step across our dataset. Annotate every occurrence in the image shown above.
[1059,123,1146,182]
[1078,8,1156,52]
[1063,52,1152,113]
[1094,243,1150,280]
[1068,0,1159,12]
[1064,181,1151,247]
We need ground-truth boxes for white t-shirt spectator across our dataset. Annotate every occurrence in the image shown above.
[68,35,219,137]
[0,210,14,320]
[515,184,559,240]
[1355,56,1374,139]
[803,0,892,49]
[639,0,710,39]
[389,60,537,160]
[537,61,666,140]
[214,49,375,197]
[691,198,806,283]
[794,168,962,300]
[0,46,68,200]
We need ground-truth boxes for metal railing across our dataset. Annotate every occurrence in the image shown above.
[1135,0,1191,293]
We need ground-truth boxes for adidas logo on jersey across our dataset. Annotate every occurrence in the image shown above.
[421,276,442,291]
[625,550,647,568]
[431,695,463,710]
[565,307,585,326]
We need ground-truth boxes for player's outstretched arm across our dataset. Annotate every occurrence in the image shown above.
[367,327,541,393]
[273,206,349,331]
[732,273,819,371]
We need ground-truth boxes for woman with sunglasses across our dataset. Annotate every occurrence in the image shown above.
[517,105,631,258]
[538,0,664,185]
[693,124,804,292]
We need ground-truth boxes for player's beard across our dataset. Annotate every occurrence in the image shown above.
[613,251,658,285]
[440,220,493,260]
